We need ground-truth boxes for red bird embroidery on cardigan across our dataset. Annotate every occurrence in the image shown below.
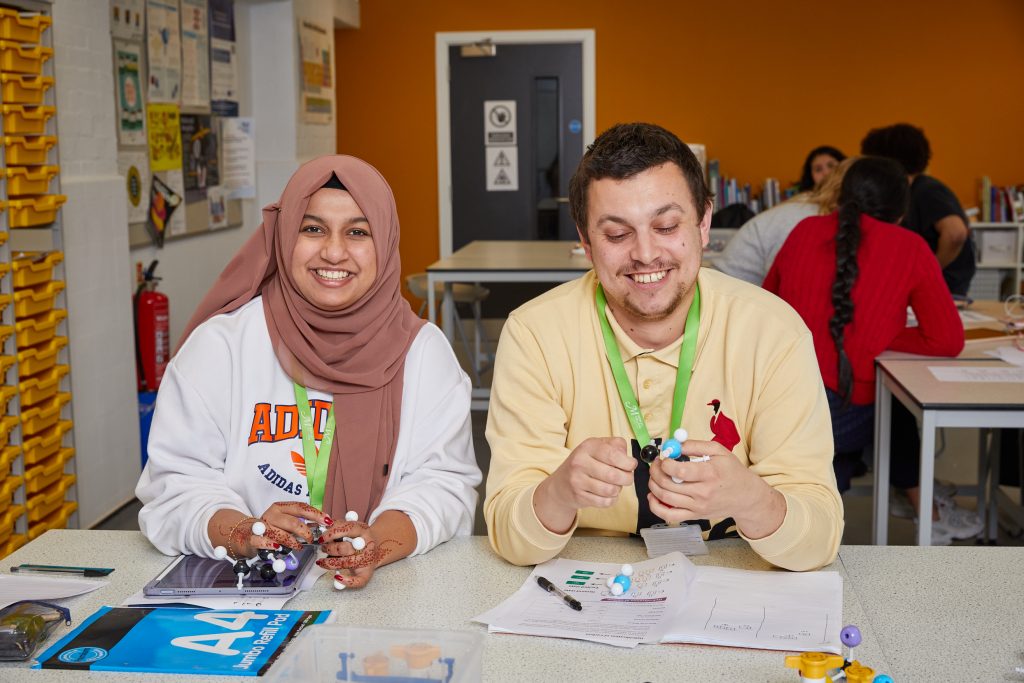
[707,399,740,451]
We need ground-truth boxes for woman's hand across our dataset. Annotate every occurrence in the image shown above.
[315,510,417,589]
[208,503,332,558]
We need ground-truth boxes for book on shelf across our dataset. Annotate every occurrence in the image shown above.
[978,176,1024,223]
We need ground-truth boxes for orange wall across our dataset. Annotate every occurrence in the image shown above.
[335,0,1024,285]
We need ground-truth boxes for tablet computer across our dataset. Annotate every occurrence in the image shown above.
[143,545,317,597]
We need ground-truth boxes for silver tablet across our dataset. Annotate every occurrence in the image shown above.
[142,545,317,597]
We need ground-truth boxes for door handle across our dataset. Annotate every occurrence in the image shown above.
[554,197,569,204]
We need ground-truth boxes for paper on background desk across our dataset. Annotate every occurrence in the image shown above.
[475,551,842,652]
[120,562,326,610]
[0,574,107,609]
[929,366,1024,382]
[986,345,1024,366]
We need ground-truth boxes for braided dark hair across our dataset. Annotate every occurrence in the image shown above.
[829,157,909,404]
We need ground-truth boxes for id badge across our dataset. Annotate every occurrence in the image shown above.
[639,523,708,558]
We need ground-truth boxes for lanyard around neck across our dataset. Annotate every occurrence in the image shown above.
[292,383,336,511]
[595,283,701,448]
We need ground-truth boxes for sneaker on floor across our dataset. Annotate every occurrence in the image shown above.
[934,479,957,502]
[932,499,983,540]
[889,488,914,519]
[914,518,954,545]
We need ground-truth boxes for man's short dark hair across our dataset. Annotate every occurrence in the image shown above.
[569,123,712,241]
[860,123,931,176]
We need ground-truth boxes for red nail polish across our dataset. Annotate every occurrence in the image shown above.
[323,516,333,526]
[274,543,281,549]
[334,574,345,582]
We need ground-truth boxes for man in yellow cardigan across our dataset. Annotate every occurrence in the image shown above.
[484,122,843,572]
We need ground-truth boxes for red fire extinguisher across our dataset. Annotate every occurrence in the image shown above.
[134,260,170,392]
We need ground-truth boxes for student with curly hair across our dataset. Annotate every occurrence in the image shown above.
[798,145,846,192]
[765,156,980,544]
[861,123,975,296]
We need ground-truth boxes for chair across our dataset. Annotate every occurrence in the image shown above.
[406,273,490,386]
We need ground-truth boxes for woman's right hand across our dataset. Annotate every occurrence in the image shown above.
[208,503,332,558]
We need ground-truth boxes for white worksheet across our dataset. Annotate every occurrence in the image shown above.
[929,366,1024,383]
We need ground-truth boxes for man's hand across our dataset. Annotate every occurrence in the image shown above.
[647,439,786,540]
[533,437,637,534]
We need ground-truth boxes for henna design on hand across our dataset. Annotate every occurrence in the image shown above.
[316,539,402,571]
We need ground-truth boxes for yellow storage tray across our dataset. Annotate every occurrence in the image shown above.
[0,533,26,559]
[0,445,18,481]
[26,473,73,523]
[0,9,52,44]
[8,194,65,228]
[0,326,13,348]
[12,251,62,289]
[0,415,17,449]
[0,384,15,413]
[20,390,69,437]
[28,500,75,541]
[4,135,56,166]
[24,447,70,495]
[19,363,66,408]
[16,310,66,349]
[13,280,63,318]
[0,295,11,319]
[0,356,14,381]
[17,336,65,379]
[0,232,6,247]
[5,165,58,196]
[0,503,23,540]
[0,40,52,74]
[0,74,53,105]
[0,475,21,515]
[1,104,55,134]
[22,419,70,466]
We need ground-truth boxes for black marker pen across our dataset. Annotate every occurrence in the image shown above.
[536,575,582,611]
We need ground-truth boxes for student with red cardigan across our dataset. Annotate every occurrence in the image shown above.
[764,156,981,544]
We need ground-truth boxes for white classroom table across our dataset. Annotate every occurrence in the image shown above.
[3,531,1024,681]
[872,336,1024,546]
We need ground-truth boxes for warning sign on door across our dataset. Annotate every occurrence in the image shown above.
[486,146,518,191]
[484,100,517,146]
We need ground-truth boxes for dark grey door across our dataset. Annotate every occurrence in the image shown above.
[450,43,584,250]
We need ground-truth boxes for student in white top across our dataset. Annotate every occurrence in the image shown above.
[136,155,481,589]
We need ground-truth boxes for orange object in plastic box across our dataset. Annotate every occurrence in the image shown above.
[5,165,58,196]
[0,445,18,481]
[0,384,15,413]
[18,364,67,407]
[13,280,63,318]
[1,104,55,134]
[0,9,52,43]
[20,391,68,437]
[0,40,53,74]
[4,135,56,166]
[22,419,70,466]
[26,473,73,523]
[24,447,70,495]
[7,194,65,228]
[12,251,62,289]
[0,74,53,105]
[28,500,75,541]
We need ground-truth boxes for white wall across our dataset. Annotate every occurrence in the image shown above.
[51,0,140,528]
[47,0,342,527]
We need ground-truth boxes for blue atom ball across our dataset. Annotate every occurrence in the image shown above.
[660,439,682,460]
[840,625,862,647]
[872,676,893,683]
[612,575,631,592]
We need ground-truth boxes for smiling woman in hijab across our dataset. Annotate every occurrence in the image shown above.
[136,155,481,589]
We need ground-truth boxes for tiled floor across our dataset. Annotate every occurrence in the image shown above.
[96,410,1022,548]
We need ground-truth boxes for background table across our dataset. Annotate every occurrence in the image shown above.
[426,240,591,408]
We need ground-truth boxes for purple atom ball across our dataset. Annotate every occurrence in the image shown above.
[840,624,862,647]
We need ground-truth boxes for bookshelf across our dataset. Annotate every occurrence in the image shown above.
[970,222,1023,299]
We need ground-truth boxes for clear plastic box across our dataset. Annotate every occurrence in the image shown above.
[265,625,484,683]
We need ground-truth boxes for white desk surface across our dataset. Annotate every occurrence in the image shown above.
[3,531,1022,681]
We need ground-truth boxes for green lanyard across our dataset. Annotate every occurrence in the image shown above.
[292,383,336,511]
[595,283,700,455]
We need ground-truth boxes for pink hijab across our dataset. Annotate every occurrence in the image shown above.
[178,155,425,520]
